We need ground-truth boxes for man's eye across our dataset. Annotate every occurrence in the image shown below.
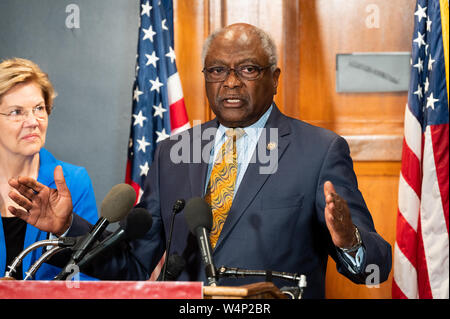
[240,66,258,74]
[208,67,226,74]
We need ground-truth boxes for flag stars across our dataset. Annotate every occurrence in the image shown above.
[413,57,424,73]
[150,77,164,93]
[143,26,157,42]
[426,93,439,110]
[414,4,427,22]
[153,103,167,119]
[413,84,423,99]
[141,1,152,17]
[413,31,426,49]
[139,162,150,176]
[424,77,430,93]
[137,136,151,153]
[145,51,159,68]
[428,56,435,71]
[133,110,147,127]
[156,128,170,143]
[166,47,176,63]
[133,86,143,102]
[162,19,169,31]
[426,16,432,32]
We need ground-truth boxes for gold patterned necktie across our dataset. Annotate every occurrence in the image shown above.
[204,128,245,249]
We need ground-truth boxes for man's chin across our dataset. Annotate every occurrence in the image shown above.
[215,111,249,127]
[218,118,260,128]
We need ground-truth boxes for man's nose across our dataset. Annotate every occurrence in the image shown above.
[223,69,243,88]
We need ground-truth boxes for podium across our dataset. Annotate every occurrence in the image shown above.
[204,282,287,299]
[0,280,286,299]
[0,281,203,299]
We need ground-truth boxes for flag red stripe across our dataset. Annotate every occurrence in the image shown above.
[392,278,408,299]
[169,98,189,130]
[430,124,450,234]
[416,217,433,299]
[125,160,132,185]
[125,160,141,205]
[401,138,423,198]
[396,209,418,268]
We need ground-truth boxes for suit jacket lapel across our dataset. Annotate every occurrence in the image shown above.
[214,105,291,251]
[188,119,219,198]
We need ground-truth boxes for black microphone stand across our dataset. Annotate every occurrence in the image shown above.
[160,199,185,281]
[216,266,307,299]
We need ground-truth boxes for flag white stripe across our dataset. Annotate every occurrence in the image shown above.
[420,127,450,299]
[167,72,184,105]
[171,122,190,136]
[404,103,423,160]
[398,172,420,232]
[394,243,419,299]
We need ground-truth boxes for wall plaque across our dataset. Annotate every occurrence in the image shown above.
[336,52,411,92]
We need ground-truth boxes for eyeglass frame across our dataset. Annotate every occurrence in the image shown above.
[0,105,48,122]
[202,63,274,83]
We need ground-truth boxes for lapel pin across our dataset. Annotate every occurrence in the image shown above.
[267,142,277,151]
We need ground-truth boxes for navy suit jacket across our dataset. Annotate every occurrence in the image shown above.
[69,105,391,298]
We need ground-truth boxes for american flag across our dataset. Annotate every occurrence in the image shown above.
[126,0,189,203]
[393,0,449,299]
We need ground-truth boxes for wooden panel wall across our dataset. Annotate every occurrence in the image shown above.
[173,0,416,298]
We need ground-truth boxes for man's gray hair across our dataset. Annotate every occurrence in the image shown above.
[201,25,278,72]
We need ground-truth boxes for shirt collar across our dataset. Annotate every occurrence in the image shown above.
[217,103,273,143]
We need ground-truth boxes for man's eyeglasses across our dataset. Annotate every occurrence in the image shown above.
[0,105,48,122]
[202,64,273,82]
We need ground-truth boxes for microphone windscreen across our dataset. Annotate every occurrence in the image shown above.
[100,183,136,222]
[184,197,212,233]
[173,199,186,214]
[124,207,153,240]
[165,254,186,281]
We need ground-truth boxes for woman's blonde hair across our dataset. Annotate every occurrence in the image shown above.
[0,58,57,114]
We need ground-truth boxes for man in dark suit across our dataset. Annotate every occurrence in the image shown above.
[8,23,391,298]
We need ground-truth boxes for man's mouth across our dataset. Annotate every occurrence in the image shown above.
[225,99,242,103]
[221,97,246,107]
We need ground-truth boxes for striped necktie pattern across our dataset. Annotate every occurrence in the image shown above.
[204,128,245,249]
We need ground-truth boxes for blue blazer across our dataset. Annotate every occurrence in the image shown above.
[69,105,392,298]
[0,148,98,280]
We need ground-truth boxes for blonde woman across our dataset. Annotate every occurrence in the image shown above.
[0,58,97,280]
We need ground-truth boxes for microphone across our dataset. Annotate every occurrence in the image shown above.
[4,237,79,279]
[158,253,186,281]
[54,183,135,280]
[24,246,67,280]
[184,197,217,286]
[76,207,152,271]
[160,199,185,281]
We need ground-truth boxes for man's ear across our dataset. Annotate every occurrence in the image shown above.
[272,68,281,94]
